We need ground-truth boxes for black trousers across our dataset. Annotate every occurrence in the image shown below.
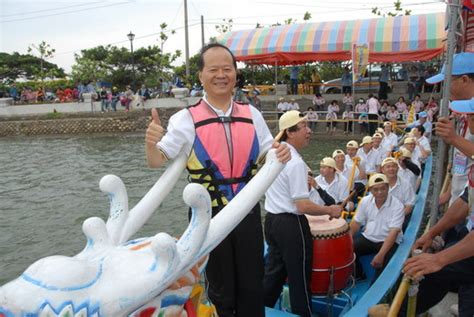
[205,204,265,317]
[353,234,398,281]
[378,81,389,100]
[368,113,379,135]
[263,212,313,317]
[398,229,474,317]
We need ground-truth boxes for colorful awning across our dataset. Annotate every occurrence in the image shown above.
[217,13,446,65]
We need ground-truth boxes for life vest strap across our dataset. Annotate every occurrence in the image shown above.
[194,116,253,129]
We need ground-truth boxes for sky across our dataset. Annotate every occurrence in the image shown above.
[0,0,446,73]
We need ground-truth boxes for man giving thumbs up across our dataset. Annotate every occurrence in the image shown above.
[145,43,289,317]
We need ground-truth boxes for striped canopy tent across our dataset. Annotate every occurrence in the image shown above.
[217,12,446,65]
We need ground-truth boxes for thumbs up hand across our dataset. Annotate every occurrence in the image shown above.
[146,108,165,147]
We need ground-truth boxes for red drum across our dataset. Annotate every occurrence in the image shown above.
[306,215,355,295]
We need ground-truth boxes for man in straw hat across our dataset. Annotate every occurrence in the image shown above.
[400,52,474,317]
[145,42,290,317]
[312,157,354,211]
[357,136,378,174]
[350,173,404,281]
[345,140,367,197]
[380,157,416,225]
[264,110,342,317]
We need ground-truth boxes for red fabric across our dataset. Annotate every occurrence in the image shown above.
[235,47,445,66]
[464,0,474,10]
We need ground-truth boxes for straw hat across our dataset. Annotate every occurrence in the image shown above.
[372,132,383,139]
[332,149,345,158]
[346,140,359,148]
[360,136,373,146]
[381,157,398,167]
[274,110,307,142]
[368,173,389,188]
[399,148,412,158]
[320,157,337,169]
[404,137,416,145]
[377,127,385,134]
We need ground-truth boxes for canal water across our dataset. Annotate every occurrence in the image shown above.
[0,133,348,285]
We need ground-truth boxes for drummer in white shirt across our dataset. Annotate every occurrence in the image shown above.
[380,122,399,153]
[314,157,354,211]
[380,157,416,220]
[350,173,405,280]
[357,136,379,175]
[264,111,341,317]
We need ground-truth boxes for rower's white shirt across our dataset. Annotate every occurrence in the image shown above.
[158,96,274,160]
[356,148,378,174]
[338,165,353,187]
[345,154,366,184]
[372,145,389,167]
[397,161,420,189]
[265,143,309,215]
[354,194,405,244]
[417,135,431,154]
[381,132,398,151]
[388,175,416,207]
[314,173,349,203]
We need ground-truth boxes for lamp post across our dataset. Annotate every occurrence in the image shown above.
[127,31,135,92]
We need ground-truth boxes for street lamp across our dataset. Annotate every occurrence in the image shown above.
[127,31,135,92]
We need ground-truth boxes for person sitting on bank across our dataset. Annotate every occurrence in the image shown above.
[350,173,405,281]
[264,110,342,317]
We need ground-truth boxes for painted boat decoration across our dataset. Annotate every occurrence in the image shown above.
[0,149,285,317]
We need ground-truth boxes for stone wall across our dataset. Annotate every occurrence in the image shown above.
[0,108,179,137]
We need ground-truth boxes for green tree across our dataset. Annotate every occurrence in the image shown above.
[71,45,181,89]
[174,53,200,87]
[27,41,58,88]
[0,51,65,84]
[372,0,411,17]
[159,23,176,52]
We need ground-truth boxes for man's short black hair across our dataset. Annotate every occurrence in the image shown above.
[197,43,237,71]
[416,125,425,135]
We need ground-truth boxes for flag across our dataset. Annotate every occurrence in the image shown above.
[352,44,369,83]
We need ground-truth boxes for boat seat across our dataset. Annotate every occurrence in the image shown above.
[359,254,376,282]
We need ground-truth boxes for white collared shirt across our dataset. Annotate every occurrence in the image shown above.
[314,173,349,203]
[158,96,273,160]
[381,132,398,152]
[265,143,309,215]
[354,194,405,244]
[357,148,378,174]
[345,154,366,184]
[397,161,420,189]
[389,176,416,206]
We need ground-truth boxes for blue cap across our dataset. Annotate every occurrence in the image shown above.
[426,52,474,84]
[418,111,428,118]
[450,98,474,114]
